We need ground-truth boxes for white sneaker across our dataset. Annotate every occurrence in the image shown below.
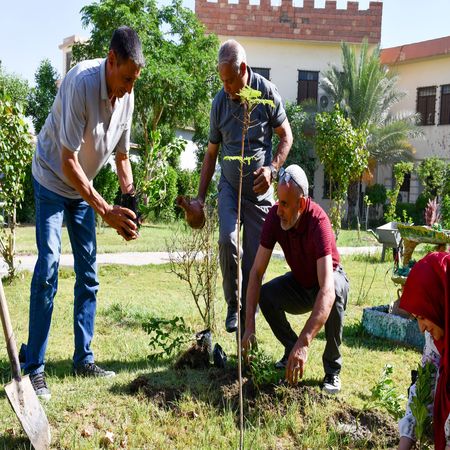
[322,374,341,394]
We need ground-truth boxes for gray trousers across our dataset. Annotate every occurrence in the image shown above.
[218,178,273,317]
[259,266,349,375]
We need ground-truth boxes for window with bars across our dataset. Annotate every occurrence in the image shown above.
[297,70,319,104]
[417,86,436,125]
[439,84,450,125]
[251,67,270,81]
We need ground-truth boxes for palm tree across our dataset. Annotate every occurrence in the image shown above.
[320,39,421,222]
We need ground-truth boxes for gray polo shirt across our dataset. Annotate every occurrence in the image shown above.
[209,67,286,202]
[32,58,134,199]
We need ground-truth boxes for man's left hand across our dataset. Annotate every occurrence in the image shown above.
[253,166,272,194]
[285,344,308,385]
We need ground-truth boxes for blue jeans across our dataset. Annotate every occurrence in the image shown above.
[24,178,99,375]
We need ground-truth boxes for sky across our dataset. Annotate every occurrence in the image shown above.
[1,0,450,86]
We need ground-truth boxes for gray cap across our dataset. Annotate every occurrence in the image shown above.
[284,164,309,197]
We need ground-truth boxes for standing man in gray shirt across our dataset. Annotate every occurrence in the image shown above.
[22,26,145,399]
[194,40,293,333]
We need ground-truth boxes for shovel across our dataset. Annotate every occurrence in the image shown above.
[0,278,51,449]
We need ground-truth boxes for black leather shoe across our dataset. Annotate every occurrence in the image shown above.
[225,308,238,333]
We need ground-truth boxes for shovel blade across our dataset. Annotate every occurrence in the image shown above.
[5,375,51,450]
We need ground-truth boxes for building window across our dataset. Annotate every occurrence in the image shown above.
[417,86,436,125]
[399,172,411,203]
[440,84,450,125]
[252,67,270,81]
[65,51,73,75]
[297,70,319,104]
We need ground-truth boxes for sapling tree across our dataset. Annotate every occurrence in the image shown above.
[167,203,219,330]
[363,364,405,420]
[223,85,274,450]
[315,106,368,238]
[0,99,34,279]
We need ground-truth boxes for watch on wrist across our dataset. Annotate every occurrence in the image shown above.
[270,164,279,181]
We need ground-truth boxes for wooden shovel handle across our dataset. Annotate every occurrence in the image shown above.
[0,279,22,381]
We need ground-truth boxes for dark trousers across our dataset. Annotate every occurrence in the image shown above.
[259,266,349,375]
[218,178,273,318]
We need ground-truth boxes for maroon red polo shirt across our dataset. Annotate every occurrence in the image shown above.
[260,198,340,289]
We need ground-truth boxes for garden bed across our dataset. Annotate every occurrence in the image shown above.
[362,305,424,349]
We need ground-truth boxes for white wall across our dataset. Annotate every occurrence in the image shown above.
[387,55,450,160]
[226,36,344,102]
[377,54,450,202]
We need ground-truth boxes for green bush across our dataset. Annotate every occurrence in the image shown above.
[365,183,386,206]
[154,165,178,222]
[416,157,448,199]
[93,162,120,206]
[176,169,200,218]
[395,202,421,225]
[16,163,35,223]
[441,194,450,229]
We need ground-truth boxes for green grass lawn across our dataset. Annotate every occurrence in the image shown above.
[14,222,379,255]
[0,253,419,449]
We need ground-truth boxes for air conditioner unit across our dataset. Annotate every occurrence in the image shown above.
[317,88,332,112]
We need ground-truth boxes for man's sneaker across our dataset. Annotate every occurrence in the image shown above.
[274,355,289,369]
[322,374,341,394]
[29,372,51,401]
[73,363,115,378]
[225,308,238,333]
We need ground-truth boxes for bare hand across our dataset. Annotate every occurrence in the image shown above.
[285,345,308,385]
[253,166,272,195]
[103,205,138,241]
[397,436,415,450]
[241,328,256,364]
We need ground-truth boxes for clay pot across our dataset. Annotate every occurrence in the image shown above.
[176,196,206,229]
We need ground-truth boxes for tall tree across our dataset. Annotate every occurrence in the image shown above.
[320,40,420,164]
[315,106,368,237]
[27,59,59,134]
[0,100,34,279]
[0,61,29,106]
[320,40,420,224]
[72,0,219,146]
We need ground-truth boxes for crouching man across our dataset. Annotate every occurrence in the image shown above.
[242,165,349,394]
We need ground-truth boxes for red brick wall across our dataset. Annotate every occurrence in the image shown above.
[196,0,382,44]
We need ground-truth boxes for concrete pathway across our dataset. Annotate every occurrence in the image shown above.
[0,246,380,276]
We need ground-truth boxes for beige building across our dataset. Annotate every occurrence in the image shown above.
[58,35,88,77]
[379,36,450,203]
[196,0,383,207]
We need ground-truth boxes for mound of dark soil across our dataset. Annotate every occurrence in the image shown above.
[129,375,182,409]
[173,342,210,370]
[328,405,398,449]
[130,366,398,448]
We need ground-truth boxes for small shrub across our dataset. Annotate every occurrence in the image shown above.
[365,183,387,207]
[441,194,450,229]
[176,170,200,218]
[93,163,120,205]
[16,162,35,223]
[424,197,441,226]
[363,364,405,420]
[248,347,282,389]
[410,361,436,448]
[142,316,193,361]
[153,165,178,222]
